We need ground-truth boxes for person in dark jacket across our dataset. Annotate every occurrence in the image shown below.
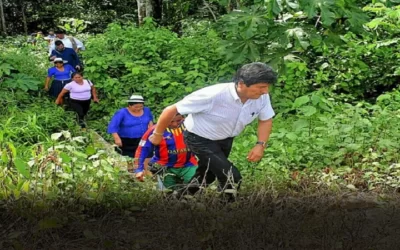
[49,40,81,70]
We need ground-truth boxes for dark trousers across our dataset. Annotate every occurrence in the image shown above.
[183,131,242,195]
[68,99,91,128]
[116,137,141,158]
[49,79,71,98]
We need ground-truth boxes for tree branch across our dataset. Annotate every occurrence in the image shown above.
[203,0,217,22]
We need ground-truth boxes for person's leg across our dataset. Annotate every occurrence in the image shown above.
[181,166,198,184]
[68,99,85,128]
[81,99,91,117]
[217,137,242,191]
[184,131,242,195]
[48,80,62,98]
[162,168,179,190]
[119,138,140,157]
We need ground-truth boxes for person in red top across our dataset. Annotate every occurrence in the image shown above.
[134,113,198,190]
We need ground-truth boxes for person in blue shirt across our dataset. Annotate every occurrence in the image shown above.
[107,95,154,161]
[49,41,81,70]
[44,58,75,99]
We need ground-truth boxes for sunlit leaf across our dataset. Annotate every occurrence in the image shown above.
[51,133,63,141]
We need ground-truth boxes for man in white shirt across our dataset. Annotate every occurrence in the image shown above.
[149,62,277,202]
[48,30,85,55]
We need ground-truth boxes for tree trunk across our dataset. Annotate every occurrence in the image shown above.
[0,0,7,36]
[137,0,146,25]
[145,0,153,19]
[21,1,28,35]
[137,0,155,25]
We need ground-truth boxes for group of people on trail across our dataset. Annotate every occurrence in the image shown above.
[106,95,199,191]
[34,27,277,200]
[43,30,92,128]
[39,30,276,200]
[105,62,277,201]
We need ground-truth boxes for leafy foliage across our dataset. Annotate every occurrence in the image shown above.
[0,0,400,217]
[81,20,238,123]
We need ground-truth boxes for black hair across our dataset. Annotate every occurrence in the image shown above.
[128,102,144,106]
[55,40,64,46]
[72,72,83,78]
[55,29,65,34]
[233,62,278,86]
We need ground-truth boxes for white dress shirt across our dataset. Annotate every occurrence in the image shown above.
[49,37,85,55]
[176,82,275,140]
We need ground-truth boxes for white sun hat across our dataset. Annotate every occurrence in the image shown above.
[126,94,144,103]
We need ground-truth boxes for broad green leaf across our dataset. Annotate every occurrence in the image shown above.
[14,159,31,179]
[1,150,8,163]
[73,151,88,159]
[299,106,317,116]
[60,152,72,163]
[266,0,282,18]
[286,133,297,141]
[320,6,336,26]
[8,143,16,158]
[85,145,96,156]
[293,95,310,108]
[292,119,309,131]
[365,18,384,29]
[376,94,391,102]
[311,94,321,105]
[21,181,30,193]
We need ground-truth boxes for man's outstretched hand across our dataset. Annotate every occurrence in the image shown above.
[247,145,264,162]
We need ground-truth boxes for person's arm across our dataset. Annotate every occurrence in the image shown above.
[107,110,123,146]
[49,50,57,61]
[74,38,85,52]
[44,76,51,91]
[55,88,69,105]
[247,119,273,162]
[149,90,213,145]
[68,64,76,74]
[148,108,154,128]
[112,133,122,147]
[72,49,81,70]
[90,83,99,102]
[247,94,275,162]
[45,68,54,91]
[133,127,155,178]
[49,42,55,55]
[148,105,178,145]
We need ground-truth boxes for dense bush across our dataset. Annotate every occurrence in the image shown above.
[82,20,239,119]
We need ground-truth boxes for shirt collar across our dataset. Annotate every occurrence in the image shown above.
[228,83,240,101]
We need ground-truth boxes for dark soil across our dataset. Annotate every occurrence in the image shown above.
[1,192,400,250]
